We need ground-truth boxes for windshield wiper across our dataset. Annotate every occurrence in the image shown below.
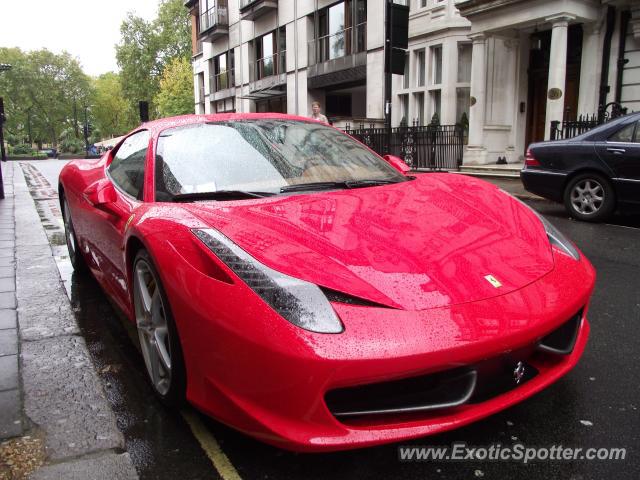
[170,190,277,202]
[280,179,402,193]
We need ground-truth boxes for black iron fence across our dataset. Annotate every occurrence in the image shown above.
[550,103,629,140]
[550,114,601,141]
[344,123,464,170]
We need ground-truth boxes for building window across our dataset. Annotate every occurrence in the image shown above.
[399,94,409,126]
[215,98,235,113]
[327,94,352,117]
[213,50,234,92]
[431,45,442,85]
[456,87,470,124]
[416,49,426,87]
[429,89,441,124]
[197,73,205,105]
[457,43,472,83]
[403,55,410,89]
[315,0,367,63]
[200,0,228,31]
[414,92,424,125]
[255,27,285,80]
[255,97,287,113]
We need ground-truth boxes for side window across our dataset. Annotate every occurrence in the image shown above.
[108,131,150,199]
[609,121,638,143]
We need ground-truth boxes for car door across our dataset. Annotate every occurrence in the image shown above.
[594,119,640,206]
[95,130,150,311]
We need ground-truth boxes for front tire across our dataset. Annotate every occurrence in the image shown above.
[563,173,615,222]
[62,197,88,272]
[133,249,186,406]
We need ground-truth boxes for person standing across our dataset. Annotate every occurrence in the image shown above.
[310,101,328,123]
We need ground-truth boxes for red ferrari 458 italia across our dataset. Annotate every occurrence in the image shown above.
[59,114,595,451]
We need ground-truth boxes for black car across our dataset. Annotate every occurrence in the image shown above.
[521,112,640,222]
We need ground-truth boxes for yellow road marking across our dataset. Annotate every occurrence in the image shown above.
[181,409,243,480]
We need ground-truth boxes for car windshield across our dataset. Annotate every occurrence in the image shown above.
[154,119,406,201]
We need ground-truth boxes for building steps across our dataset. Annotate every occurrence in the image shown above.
[457,163,523,179]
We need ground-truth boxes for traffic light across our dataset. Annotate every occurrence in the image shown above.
[0,97,5,124]
[139,101,149,123]
[386,2,410,75]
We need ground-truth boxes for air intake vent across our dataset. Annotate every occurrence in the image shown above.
[537,309,583,355]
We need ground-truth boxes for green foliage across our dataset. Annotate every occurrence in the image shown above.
[0,47,93,147]
[91,72,136,138]
[154,57,194,117]
[458,112,469,130]
[429,112,441,126]
[116,0,192,119]
[10,144,34,155]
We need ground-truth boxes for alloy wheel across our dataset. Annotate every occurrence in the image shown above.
[570,179,604,215]
[134,260,173,396]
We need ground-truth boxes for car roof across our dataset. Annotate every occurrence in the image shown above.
[139,113,319,134]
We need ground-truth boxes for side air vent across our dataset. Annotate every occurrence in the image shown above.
[537,309,583,355]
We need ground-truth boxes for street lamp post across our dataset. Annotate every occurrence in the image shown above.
[0,63,13,200]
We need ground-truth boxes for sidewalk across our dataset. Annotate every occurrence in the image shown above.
[0,161,138,480]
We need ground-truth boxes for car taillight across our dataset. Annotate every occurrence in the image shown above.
[525,149,541,167]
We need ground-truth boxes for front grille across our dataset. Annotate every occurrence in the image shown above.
[325,308,585,422]
[326,368,477,418]
[326,345,538,421]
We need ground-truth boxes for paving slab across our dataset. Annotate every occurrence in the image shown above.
[0,276,16,293]
[0,354,18,391]
[0,328,18,356]
[0,389,23,438]
[30,452,138,480]
[0,291,16,309]
[0,309,16,330]
[0,266,13,278]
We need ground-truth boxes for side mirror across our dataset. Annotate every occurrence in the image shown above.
[383,154,411,175]
[83,179,120,215]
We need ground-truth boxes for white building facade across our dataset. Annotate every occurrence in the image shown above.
[457,0,640,164]
[186,0,640,165]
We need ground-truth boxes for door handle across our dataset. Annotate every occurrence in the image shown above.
[607,147,626,154]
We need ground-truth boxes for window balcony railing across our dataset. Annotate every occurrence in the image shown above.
[307,23,367,66]
[239,0,277,21]
[200,1,228,34]
[211,69,235,93]
[251,51,286,81]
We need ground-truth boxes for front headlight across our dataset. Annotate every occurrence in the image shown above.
[193,228,344,334]
[500,190,580,261]
[536,214,580,261]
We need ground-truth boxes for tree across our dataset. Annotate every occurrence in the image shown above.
[92,72,136,138]
[154,57,194,118]
[116,0,191,119]
[0,47,93,148]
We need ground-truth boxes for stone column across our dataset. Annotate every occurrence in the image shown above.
[441,37,458,125]
[544,15,573,140]
[577,23,601,116]
[465,33,487,164]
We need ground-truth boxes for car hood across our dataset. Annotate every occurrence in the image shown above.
[182,175,554,310]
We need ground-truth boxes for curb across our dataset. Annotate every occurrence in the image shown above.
[2,163,138,479]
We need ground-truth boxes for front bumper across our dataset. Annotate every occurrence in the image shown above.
[152,236,595,452]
